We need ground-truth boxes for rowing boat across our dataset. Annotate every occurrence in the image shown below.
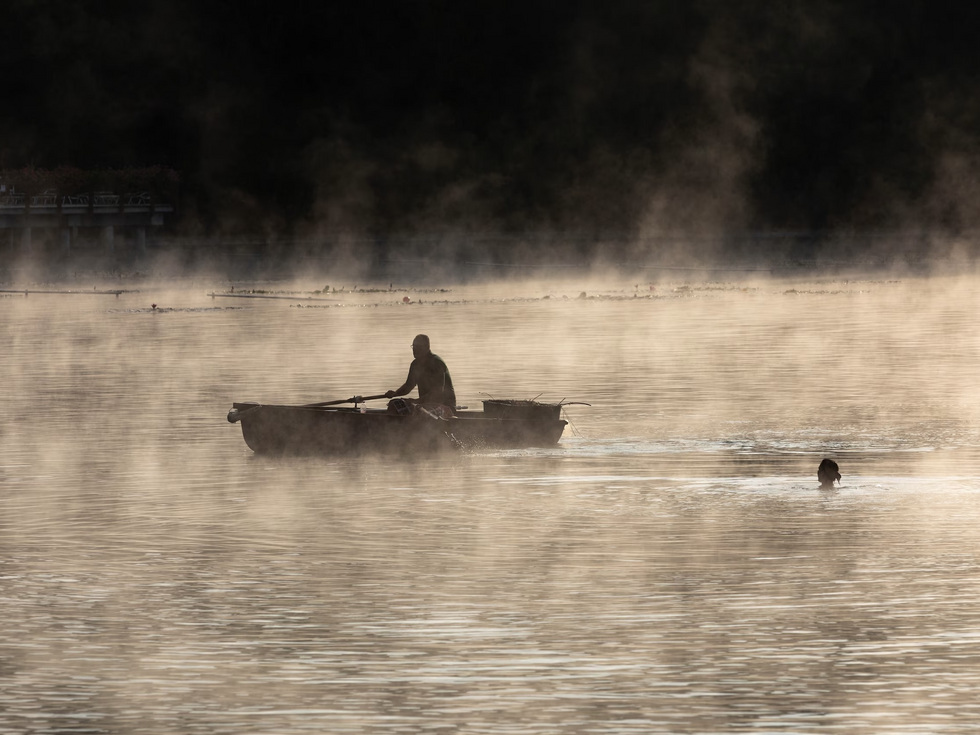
[227,399,569,454]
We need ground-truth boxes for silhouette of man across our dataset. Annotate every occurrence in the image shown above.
[385,334,456,411]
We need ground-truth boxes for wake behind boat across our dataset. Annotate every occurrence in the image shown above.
[227,397,571,454]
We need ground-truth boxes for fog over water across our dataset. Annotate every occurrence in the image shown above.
[3,272,980,733]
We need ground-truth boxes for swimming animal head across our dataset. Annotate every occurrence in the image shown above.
[818,458,841,488]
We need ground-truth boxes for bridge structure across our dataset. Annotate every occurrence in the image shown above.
[0,189,175,258]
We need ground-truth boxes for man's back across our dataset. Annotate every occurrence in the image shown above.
[410,353,456,407]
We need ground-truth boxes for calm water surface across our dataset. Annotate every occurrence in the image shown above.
[3,275,980,733]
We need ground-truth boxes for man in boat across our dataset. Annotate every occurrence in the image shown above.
[385,334,457,415]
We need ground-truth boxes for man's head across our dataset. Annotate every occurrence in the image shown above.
[412,334,431,359]
[817,458,841,487]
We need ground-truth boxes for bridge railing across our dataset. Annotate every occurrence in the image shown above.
[31,189,58,207]
[124,192,152,206]
[0,191,167,210]
[92,192,120,207]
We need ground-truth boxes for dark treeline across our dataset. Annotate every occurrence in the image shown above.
[4,0,980,262]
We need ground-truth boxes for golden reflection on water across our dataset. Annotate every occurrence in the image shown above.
[2,275,980,733]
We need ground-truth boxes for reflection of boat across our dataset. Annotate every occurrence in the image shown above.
[227,399,569,455]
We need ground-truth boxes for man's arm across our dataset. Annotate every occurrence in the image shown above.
[385,366,417,398]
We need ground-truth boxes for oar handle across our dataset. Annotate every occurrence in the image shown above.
[227,402,260,423]
[348,393,388,404]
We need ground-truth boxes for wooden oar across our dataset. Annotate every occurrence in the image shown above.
[303,393,388,408]
[228,394,387,423]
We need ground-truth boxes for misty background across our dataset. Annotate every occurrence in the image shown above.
[5,0,980,266]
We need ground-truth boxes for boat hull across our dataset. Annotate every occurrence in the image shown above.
[229,404,567,455]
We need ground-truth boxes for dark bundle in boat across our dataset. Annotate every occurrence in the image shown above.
[482,399,562,421]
